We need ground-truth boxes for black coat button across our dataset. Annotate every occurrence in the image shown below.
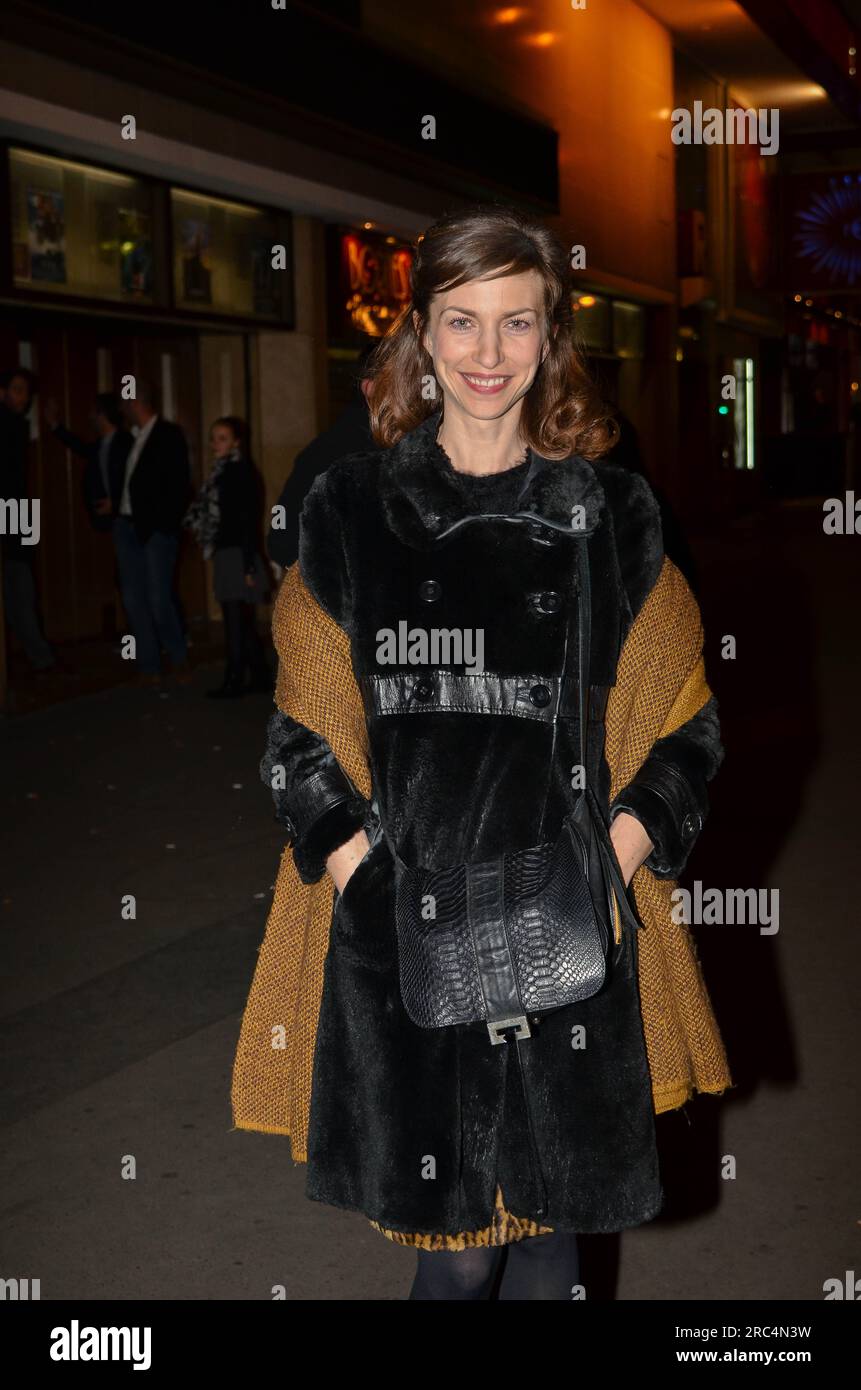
[418,579,442,602]
[526,520,557,545]
[529,683,551,707]
[413,677,434,702]
[537,590,561,613]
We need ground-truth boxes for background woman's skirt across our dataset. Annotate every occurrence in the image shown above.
[213,546,271,604]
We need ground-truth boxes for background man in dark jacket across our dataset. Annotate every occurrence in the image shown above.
[116,380,191,680]
[0,367,54,672]
[46,392,132,533]
[267,341,377,571]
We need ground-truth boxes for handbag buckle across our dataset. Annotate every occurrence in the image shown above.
[487,1015,532,1045]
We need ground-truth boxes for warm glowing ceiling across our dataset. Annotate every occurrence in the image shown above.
[637,0,851,132]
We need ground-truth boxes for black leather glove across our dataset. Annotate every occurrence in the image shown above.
[260,709,369,884]
[609,696,723,878]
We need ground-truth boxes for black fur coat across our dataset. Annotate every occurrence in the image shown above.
[262,407,723,1236]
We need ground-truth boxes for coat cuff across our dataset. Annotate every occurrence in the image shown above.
[609,697,723,878]
[294,790,369,884]
[260,709,369,884]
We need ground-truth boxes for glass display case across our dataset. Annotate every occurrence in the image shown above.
[170,188,288,319]
[10,147,155,303]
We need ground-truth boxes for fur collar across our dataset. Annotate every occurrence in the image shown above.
[378,408,606,550]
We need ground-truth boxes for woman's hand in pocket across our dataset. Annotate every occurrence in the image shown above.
[609,811,654,887]
[326,828,372,895]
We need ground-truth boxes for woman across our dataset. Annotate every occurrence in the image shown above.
[184,416,271,698]
[231,205,733,1299]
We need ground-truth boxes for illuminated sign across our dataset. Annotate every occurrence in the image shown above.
[330,226,413,339]
[792,174,861,288]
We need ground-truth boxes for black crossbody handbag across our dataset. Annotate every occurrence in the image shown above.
[373,535,642,1045]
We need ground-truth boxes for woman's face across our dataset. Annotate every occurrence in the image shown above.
[417,268,550,422]
[210,423,237,458]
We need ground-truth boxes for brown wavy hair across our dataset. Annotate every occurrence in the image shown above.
[364,203,619,460]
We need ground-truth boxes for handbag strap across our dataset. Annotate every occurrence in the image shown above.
[574,533,591,780]
[533,534,588,839]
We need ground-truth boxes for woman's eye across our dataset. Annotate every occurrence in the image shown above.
[445,315,533,331]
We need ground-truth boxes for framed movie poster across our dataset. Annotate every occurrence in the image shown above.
[27,187,66,283]
[118,207,153,297]
[180,218,213,304]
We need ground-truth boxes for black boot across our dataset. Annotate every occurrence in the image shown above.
[207,665,245,699]
[244,623,274,694]
[246,660,274,694]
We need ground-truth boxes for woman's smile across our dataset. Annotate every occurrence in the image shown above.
[459,371,513,395]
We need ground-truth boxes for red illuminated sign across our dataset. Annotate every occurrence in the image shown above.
[333,228,413,338]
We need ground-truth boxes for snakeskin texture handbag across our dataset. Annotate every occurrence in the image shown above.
[375,537,642,1045]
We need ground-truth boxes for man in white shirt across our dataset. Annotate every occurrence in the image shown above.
[114,380,191,683]
[118,410,158,517]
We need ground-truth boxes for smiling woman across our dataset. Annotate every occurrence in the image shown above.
[367,204,618,463]
[231,202,732,1301]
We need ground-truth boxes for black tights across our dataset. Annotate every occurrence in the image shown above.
[408,1229,581,1301]
[222,600,268,682]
